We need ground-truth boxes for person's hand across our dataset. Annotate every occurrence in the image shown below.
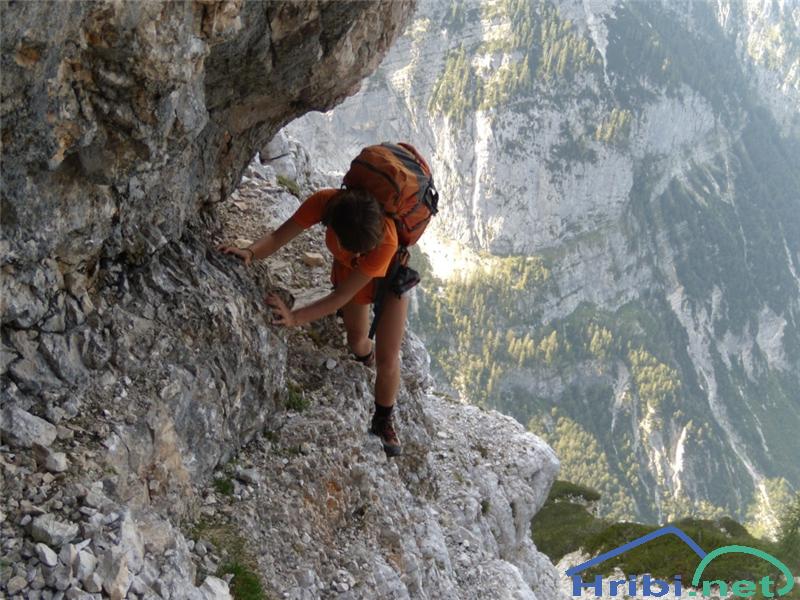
[266,293,296,327]
[217,244,254,266]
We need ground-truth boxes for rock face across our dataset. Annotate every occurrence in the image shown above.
[1,0,413,268]
[287,0,800,527]
[1,405,58,448]
[2,0,413,509]
[202,150,565,599]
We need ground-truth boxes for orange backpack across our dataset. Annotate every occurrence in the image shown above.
[342,142,439,247]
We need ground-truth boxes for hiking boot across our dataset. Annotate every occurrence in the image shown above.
[370,412,402,457]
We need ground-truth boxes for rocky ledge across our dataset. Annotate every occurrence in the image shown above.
[1,138,566,599]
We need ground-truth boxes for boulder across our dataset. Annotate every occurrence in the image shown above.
[30,514,79,547]
[0,406,57,449]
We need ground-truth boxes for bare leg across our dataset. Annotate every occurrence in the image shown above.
[339,300,372,357]
[374,293,409,408]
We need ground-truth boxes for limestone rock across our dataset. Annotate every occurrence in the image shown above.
[200,576,234,600]
[59,543,78,573]
[6,575,27,594]
[83,572,103,593]
[0,407,57,449]
[33,443,69,473]
[30,514,78,547]
[1,0,415,268]
[302,252,326,267]
[98,548,131,600]
[35,542,58,567]
[75,549,98,581]
[117,512,145,575]
[234,467,261,486]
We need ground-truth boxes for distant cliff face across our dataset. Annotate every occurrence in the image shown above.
[287,0,800,528]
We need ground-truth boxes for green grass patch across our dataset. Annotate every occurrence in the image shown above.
[220,561,266,600]
[548,480,601,504]
[582,518,790,588]
[533,501,608,562]
[191,517,268,600]
[284,383,309,412]
[306,327,326,348]
[276,175,300,197]
[213,476,234,497]
[276,445,303,458]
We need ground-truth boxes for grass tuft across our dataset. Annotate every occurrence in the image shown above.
[213,476,234,497]
[548,480,601,504]
[191,518,269,600]
[220,561,266,600]
[285,383,309,412]
[276,175,301,197]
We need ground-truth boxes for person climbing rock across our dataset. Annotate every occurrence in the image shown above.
[218,143,438,457]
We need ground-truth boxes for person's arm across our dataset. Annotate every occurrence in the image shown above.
[217,217,304,265]
[249,218,304,260]
[266,269,372,327]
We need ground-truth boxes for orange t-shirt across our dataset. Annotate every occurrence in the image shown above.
[290,189,398,304]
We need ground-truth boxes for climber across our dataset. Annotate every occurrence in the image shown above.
[217,143,438,457]
[218,190,407,456]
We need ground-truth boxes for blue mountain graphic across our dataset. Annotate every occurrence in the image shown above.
[565,525,708,576]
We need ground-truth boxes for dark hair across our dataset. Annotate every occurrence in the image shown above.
[322,189,384,253]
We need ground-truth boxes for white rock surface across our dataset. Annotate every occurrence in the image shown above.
[30,514,78,547]
[0,406,58,449]
[36,542,58,567]
[200,576,234,600]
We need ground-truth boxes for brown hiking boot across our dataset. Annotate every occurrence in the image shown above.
[370,412,402,457]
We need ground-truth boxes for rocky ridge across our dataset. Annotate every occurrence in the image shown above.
[188,148,565,600]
